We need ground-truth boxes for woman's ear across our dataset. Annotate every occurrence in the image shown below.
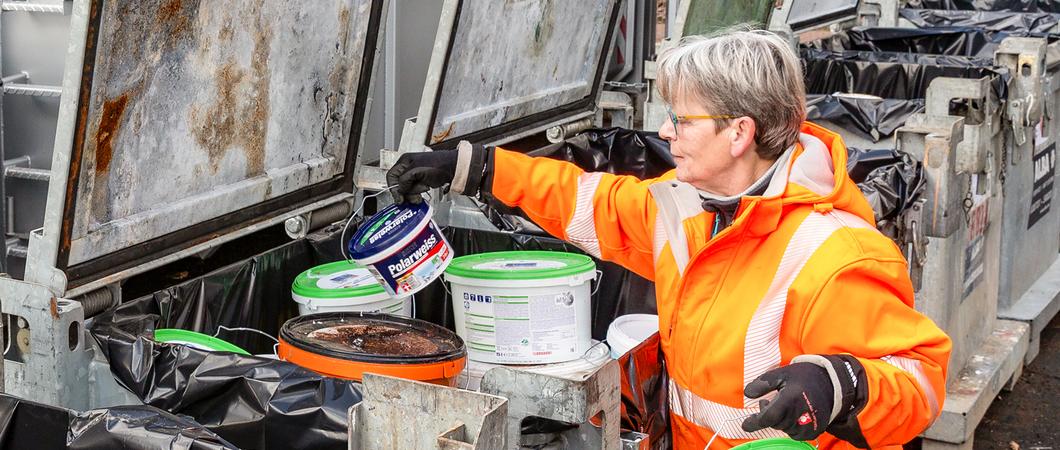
[728,117,757,158]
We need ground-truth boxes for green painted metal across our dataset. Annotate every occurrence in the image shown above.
[682,0,775,37]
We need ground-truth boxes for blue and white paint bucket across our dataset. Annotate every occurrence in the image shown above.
[348,202,453,297]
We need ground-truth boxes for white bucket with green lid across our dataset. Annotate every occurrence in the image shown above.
[444,251,596,364]
[292,260,411,317]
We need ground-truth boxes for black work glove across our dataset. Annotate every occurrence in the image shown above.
[741,355,869,447]
[385,141,489,204]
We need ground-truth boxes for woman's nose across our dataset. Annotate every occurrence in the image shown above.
[659,118,677,141]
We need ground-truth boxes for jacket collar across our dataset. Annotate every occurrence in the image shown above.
[652,122,876,240]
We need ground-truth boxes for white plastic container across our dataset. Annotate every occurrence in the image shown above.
[457,341,611,391]
[444,251,597,364]
[291,260,412,317]
[606,314,659,359]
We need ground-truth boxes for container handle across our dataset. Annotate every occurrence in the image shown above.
[214,325,279,345]
[340,186,399,260]
[590,270,603,296]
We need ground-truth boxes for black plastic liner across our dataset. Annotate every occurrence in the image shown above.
[839,26,1010,57]
[908,0,1060,13]
[90,234,364,450]
[807,94,926,142]
[846,148,927,223]
[0,394,237,449]
[619,332,669,449]
[801,47,1006,99]
[901,8,1060,32]
[529,127,675,178]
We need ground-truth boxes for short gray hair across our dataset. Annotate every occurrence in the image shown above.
[656,28,806,160]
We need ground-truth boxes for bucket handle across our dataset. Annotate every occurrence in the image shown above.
[590,270,603,296]
[340,186,399,260]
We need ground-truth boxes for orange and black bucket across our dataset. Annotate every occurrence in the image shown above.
[277,312,466,386]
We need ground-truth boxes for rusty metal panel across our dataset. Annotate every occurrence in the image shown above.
[426,0,617,146]
[65,0,377,266]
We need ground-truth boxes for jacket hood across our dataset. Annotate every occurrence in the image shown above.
[756,122,876,223]
[721,122,877,238]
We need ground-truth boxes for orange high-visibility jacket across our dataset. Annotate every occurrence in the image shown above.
[488,122,951,449]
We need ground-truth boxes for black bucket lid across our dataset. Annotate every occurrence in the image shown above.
[279,312,465,364]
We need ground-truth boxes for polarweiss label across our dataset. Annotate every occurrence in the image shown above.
[387,234,438,276]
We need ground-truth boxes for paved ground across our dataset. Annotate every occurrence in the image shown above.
[975,313,1060,449]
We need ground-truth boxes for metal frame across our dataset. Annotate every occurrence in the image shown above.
[349,373,509,449]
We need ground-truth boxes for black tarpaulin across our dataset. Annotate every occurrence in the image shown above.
[900,8,1060,32]
[908,0,1060,13]
[0,394,237,449]
[89,233,363,450]
[807,94,926,142]
[801,48,1006,99]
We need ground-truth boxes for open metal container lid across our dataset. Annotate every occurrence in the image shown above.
[402,0,622,151]
[672,0,861,39]
[33,0,386,290]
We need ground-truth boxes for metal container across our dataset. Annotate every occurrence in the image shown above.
[2,0,388,410]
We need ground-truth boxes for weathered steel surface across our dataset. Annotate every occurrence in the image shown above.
[68,0,374,265]
[349,373,508,449]
[428,0,614,145]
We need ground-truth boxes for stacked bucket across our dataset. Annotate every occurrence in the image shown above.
[443,251,612,390]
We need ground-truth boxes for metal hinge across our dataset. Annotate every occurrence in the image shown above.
[603,81,648,90]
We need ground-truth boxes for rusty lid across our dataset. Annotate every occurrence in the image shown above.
[53,0,387,285]
[279,312,465,364]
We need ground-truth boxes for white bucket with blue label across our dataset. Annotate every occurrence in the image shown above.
[444,251,596,364]
[348,202,453,298]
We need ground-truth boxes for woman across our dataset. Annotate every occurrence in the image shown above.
[387,29,951,449]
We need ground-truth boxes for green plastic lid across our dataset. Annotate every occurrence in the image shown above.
[153,329,251,355]
[292,260,386,299]
[445,251,595,280]
[732,438,815,450]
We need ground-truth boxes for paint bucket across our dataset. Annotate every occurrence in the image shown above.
[277,312,466,386]
[153,329,250,355]
[456,340,611,391]
[605,314,659,359]
[444,251,596,364]
[291,260,412,317]
[348,202,453,297]
[732,438,815,450]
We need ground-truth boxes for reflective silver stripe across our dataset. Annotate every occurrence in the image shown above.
[648,182,702,274]
[652,214,668,265]
[742,209,873,407]
[669,380,787,440]
[881,355,941,418]
[565,172,604,258]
